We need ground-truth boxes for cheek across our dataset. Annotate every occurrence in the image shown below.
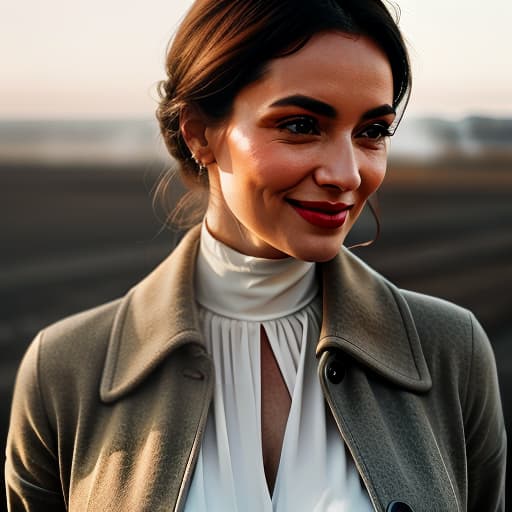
[348,155,387,223]
[361,153,387,196]
[231,147,287,193]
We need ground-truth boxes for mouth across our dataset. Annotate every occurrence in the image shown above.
[286,199,353,229]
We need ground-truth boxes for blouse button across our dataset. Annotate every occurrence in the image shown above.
[325,357,346,384]
[387,501,414,512]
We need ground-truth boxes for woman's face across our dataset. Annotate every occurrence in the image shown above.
[204,31,395,261]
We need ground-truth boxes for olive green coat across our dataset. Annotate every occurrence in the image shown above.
[5,226,506,511]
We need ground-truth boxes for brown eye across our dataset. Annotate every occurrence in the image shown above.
[279,116,320,135]
[358,123,392,141]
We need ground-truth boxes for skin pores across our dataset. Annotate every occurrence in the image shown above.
[204,31,395,262]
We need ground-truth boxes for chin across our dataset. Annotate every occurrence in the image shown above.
[288,231,348,262]
[287,242,343,263]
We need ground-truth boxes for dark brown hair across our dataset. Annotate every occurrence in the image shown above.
[156,0,411,227]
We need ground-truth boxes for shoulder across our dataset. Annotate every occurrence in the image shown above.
[14,298,123,413]
[394,286,503,455]
[343,247,485,354]
[37,298,122,368]
[7,298,124,464]
[399,287,490,360]
[16,226,202,403]
[336,248,482,353]
[400,288,471,329]
[398,288,499,400]
[341,248,495,381]
[399,288,475,348]
[395,290,506,508]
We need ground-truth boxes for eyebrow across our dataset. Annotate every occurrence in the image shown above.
[269,95,337,118]
[361,104,396,120]
[268,94,396,121]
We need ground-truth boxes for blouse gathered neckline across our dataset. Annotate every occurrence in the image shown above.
[185,223,373,512]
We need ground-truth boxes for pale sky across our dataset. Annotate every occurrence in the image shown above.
[1,0,511,119]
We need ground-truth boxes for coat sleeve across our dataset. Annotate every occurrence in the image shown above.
[5,332,66,511]
[463,313,507,512]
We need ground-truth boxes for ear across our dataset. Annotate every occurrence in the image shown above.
[180,105,216,166]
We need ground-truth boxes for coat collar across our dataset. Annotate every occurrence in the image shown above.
[318,249,432,392]
[100,225,431,402]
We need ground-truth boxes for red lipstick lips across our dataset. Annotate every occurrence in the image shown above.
[288,200,352,229]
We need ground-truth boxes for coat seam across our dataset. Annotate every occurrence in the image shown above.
[35,331,59,455]
[35,330,67,507]
[461,310,475,424]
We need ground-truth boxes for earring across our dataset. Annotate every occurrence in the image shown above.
[192,154,206,171]
[191,154,206,172]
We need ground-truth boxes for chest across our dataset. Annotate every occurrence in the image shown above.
[65,349,465,512]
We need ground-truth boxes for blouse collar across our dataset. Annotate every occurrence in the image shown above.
[194,222,318,321]
[99,224,432,405]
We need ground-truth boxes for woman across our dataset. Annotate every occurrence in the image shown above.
[5,0,506,511]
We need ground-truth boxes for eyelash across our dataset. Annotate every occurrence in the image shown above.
[277,116,320,135]
[358,123,393,141]
[277,116,393,142]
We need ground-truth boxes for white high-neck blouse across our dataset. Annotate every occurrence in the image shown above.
[185,223,373,511]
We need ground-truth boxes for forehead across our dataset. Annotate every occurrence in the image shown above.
[237,31,394,115]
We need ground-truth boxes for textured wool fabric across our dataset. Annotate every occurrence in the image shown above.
[184,225,373,511]
[5,226,506,511]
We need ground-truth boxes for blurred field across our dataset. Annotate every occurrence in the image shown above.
[1,158,511,509]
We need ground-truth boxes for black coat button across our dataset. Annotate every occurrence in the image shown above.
[325,357,345,384]
[387,501,414,512]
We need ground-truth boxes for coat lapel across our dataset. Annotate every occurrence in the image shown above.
[319,248,432,392]
[100,226,204,403]
[318,250,458,510]
[100,225,432,400]
[319,349,461,511]
[97,226,213,512]
[96,226,448,510]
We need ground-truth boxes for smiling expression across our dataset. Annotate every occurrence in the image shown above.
[202,31,395,262]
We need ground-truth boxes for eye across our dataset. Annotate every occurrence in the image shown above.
[358,123,392,142]
[278,116,320,135]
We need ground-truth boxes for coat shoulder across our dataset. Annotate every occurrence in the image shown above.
[396,291,506,510]
[398,288,497,393]
[20,298,125,402]
[39,298,122,363]
[399,288,474,343]
[399,288,491,350]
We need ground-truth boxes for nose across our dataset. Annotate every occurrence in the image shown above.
[313,135,361,191]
